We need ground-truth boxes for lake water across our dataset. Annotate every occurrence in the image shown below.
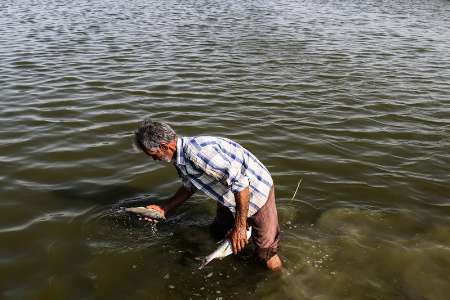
[1,0,449,299]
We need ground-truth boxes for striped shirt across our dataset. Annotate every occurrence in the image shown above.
[174,136,273,217]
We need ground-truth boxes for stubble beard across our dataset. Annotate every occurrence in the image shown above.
[162,153,172,163]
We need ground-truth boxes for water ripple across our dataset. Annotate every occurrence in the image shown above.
[1,0,450,299]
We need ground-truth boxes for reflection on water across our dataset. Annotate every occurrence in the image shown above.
[1,0,449,299]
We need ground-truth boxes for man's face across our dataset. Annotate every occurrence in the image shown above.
[144,146,172,162]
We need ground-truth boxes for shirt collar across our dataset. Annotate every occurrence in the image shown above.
[175,137,186,166]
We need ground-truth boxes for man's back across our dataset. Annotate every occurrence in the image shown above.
[175,136,273,216]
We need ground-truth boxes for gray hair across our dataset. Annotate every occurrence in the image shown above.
[134,118,176,151]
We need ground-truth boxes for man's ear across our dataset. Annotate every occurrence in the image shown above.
[167,139,177,151]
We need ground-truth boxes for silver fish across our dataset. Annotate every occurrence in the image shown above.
[124,206,166,221]
[198,227,252,270]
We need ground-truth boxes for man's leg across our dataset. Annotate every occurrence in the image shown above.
[266,254,282,271]
[248,186,282,271]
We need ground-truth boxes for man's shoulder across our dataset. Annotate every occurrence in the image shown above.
[184,136,249,156]
[183,136,223,151]
[183,136,238,164]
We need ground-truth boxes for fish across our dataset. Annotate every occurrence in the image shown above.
[198,227,252,270]
[124,206,166,221]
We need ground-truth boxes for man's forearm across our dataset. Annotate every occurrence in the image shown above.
[234,186,250,228]
[161,185,195,213]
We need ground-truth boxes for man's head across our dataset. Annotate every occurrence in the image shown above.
[134,118,177,162]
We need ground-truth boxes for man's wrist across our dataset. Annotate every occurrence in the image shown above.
[234,218,246,229]
[159,202,169,214]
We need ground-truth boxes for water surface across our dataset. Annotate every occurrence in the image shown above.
[1,0,449,299]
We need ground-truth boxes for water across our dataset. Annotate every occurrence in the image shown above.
[1,0,449,299]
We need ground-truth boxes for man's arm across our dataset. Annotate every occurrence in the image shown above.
[146,185,196,218]
[161,185,196,213]
[229,186,250,254]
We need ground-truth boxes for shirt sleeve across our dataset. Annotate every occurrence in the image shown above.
[181,176,197,192]
[175,165,197,192]
[186,144,250,193]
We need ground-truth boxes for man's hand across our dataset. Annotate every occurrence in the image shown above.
[144,204,166,223]
[229,224,248,254]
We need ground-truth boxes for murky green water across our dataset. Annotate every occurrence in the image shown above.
[1,0,449,299]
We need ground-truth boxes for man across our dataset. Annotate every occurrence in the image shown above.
[134,118,282,271]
